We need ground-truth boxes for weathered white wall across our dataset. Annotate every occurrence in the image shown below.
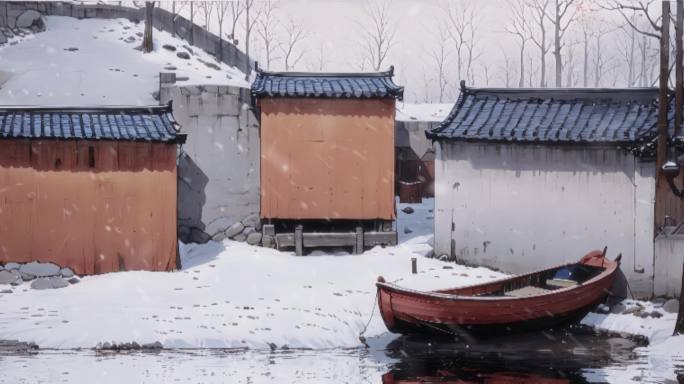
[160,84,261,243]
[433,142,656,298]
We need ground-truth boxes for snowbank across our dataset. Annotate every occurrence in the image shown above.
[581,299,676,344]
[0,200,506,350]
[0,16,248,106]
[395,102,453,122]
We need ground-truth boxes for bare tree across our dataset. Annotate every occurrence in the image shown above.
[215,1,233,60]
[616,13,638,86]
[420,73,434,103]
[442,1,479,83]
[315,41,328,71]
[603,1,667,86]
[189,1,195,44]
[256,0,279,70]
[244,0,260,76]
[226,1,244,45]
[526,51,540,87]
[358,0,397,71]
[170,1,189,37]
[546,0,580,87]
[577,5,594,87]
[505,0,531,87]
[498,49,514,88]
[565,41,577,86]
[197,1,214,32]
[143,1,154,53]
[280,18,307,71]
[527,0,551,87]
[604,0,662,39]
[481,63,491,86]
[429,25,451,102]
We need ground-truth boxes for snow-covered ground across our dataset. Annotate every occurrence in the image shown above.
[582,300,677,344]
[0,199,507,350]
[0,16,248,106]
[395,102,453,122]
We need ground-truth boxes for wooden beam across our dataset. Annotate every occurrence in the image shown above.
[656,1,672,231]
[275,231,397,249]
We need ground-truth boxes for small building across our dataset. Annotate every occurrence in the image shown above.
[427,84,683,298]
[395,102,452,201]
[0,105,185,275]
[251,66,404,254]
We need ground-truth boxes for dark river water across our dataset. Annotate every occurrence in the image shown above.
[0,326,678,384]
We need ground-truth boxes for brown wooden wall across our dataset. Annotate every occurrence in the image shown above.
[655,169,684,230]
[0,139,178,275]
[260,97,396,220]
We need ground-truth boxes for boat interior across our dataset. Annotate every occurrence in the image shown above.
[436,263,606,298]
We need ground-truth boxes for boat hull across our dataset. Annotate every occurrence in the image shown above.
[376,250,619,337]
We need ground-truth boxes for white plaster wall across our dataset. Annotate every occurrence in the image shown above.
[654,231,684,298]
[161,84,260,242]
[433,142,656,298]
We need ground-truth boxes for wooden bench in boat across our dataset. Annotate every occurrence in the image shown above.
[504,279,579,297]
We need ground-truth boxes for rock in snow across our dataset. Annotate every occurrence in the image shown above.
[246,232,262,245]
[402,206,415,214]
[663,299,680,314]
[20,261,60,277]
[242,214,261,230]
[4,263,20,271]
[15,10,43,30]
[0,270,21,285]
[60,267,75,278]
[224,222,245,238]
[31,276,69,290]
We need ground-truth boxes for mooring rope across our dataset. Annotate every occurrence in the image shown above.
[358,290,379,347]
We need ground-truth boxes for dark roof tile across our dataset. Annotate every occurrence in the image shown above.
[427,86,662,145]
[251,67,404,100]
[0,105,181,142]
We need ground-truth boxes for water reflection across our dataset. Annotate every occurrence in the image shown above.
[381,326,644,384]
[0,327,659,383]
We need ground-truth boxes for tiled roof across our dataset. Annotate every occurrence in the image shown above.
[427,84,662,145]
[251,66,404,100]
[0,104,183,143]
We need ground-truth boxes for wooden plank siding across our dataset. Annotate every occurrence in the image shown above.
[259,97,396,220]
[0,139,178,275]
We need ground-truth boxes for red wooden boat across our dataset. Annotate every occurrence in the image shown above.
[376,249,620,337]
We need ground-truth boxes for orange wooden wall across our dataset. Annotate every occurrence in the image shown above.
[0,139,178,275]
[260,97,395,220]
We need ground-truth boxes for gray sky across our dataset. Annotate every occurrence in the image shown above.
[162,0,660,103]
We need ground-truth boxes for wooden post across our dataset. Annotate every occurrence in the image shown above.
[294,225,303,256]
[354,226,364,254]
[675,0,684,337]
[142,2,154,53]
[656,1,671,231]
[411,257,417,274]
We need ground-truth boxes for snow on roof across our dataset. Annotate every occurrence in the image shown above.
[0,16,249,106]
[395,102,453,122]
